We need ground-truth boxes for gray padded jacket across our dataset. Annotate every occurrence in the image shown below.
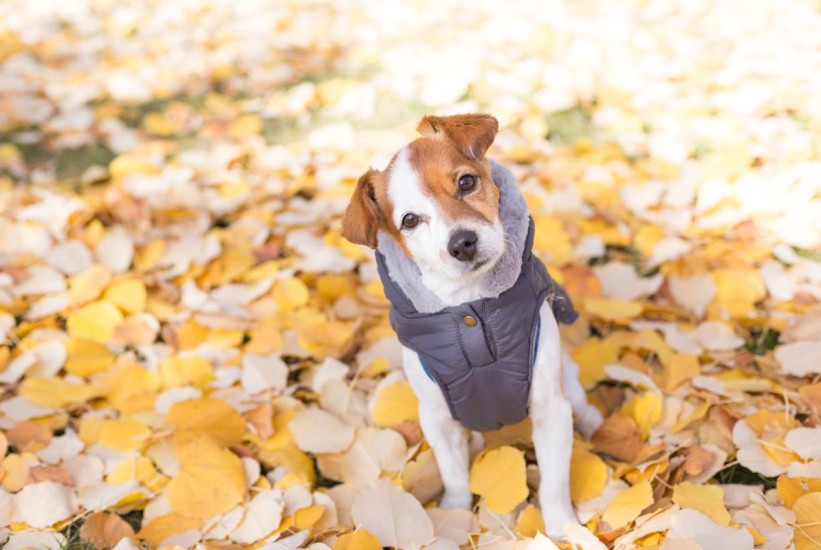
[375,219,578,432]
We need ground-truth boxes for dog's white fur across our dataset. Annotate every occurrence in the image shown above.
[388,152,603,540]
[388,148,506,305]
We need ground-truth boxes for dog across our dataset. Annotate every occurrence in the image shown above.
[341,113,603,540]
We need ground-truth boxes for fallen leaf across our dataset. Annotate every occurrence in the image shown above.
[469,446,529,514]
[792,492,821,550]
[515,504,546,537]
[775,341,821,376]
[290,408,355,454]
[168,398,246,449]
[369,380,419,427]
[66,300,123,343]
[11,481,78,527]
[602,479,653,529]
[592,413,645,462]
[665,508,753,549]
[351,479,435,550]
[230,490,284,544]
[570,446,608,503]
[80,512,136,549]
[671,482,732,526]
[167,436,247,519]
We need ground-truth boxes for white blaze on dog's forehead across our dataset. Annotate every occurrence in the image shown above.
[387,147,433,227]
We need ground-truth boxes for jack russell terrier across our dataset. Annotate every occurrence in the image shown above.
[341,113,603,540]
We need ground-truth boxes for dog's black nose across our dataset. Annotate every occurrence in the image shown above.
[448,230,478,262]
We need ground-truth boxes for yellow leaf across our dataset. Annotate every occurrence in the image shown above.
[206,328,244,349]
[135,239,166,272]
[0,431,7,458]
[199,245,256,287]
[298,320,356,357]
[634,225,664,258]
[159,356,215,389]
[167,435,247,518]
[19,377,99,408]
[602,480,653,529]
[138,512,202,547]
[294,504,325,529]
[142,112,179,136]
[371,381,419,427]
[107,456,165,492]
[743,410,800,466]
[672,482,732,526]
[102,362,161,411]
[176,321,210,350]
[67,300,123,343]
[662,353,700,392]
[97,417,151,452]
[317,274,356,302]
[469,446,529,514]
[777,476,821,508]
[793,492,821,550]
[571,338,619,387]
[103,279,146,314]
[533,216,572,266]
[334,528,382,550]
[484,418,533,448]
[68,265,113,305]
[245,322,283,354]
[361,356,390,378]
[570,446,608,503]
[260,445,316,487]
[515,504,545,537]
[242,260,280,283]
[228,114,262,138]
[584,299,643,321]
[168,398,246,449]
[621,392,662,439]
[109,154,159,179]
[273,278,310,312]
[713,268,766,317]
[66,338,114,377]
[1,452,34,492]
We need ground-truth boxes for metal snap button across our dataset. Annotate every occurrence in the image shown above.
[463,315,477,327]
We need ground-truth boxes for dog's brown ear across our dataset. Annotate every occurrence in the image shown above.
[416,113,499,160]
[341,169,381,249]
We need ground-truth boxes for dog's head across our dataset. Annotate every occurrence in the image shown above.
[342,114,504,283]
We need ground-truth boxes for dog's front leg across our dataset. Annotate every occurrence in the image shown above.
[402,347,472,509]
[530,302,578,540]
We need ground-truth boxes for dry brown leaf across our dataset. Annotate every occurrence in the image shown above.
[80,512,136,549]
[681,445,715,477]
[592,412,645,463]
[6,420,52,453]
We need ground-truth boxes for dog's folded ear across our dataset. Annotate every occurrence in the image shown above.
[416,113,499,161]
[341,169,381,249]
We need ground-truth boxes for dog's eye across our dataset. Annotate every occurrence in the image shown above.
[401,213,420,229]
[458,174,477,192]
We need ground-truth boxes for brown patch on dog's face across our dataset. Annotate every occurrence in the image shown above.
[406,137,500,227]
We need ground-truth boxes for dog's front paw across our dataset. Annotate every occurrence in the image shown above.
[543,507,580,541]
[439,491,472,510]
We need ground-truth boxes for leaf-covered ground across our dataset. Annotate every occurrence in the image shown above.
[1,0,821,549]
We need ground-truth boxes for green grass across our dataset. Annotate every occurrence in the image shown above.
[59,520,99,550]
[546,105,594,144]
[714,463,778,490]
[745,327,781,356]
